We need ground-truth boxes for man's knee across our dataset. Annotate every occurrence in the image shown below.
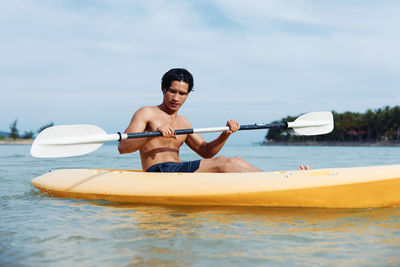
[211,156,228,171]
[215,156,242,172]
[215,156,227,165]
[226,157,243,167]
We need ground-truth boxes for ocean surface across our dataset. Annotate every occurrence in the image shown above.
[1,144,400,266]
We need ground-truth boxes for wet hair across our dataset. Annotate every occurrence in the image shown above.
[161,68,194,93]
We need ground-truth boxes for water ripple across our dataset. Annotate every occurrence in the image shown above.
[1,145,400,265]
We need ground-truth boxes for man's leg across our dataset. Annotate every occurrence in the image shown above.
[196,156,263,173]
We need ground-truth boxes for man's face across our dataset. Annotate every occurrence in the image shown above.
[162,80,189,111]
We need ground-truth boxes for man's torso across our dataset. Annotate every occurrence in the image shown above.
[139,106,191,170]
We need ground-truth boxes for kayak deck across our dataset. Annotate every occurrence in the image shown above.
[31,165,400,208]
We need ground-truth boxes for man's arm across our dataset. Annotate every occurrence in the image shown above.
[118,107,151,154]
[185,120,239,158]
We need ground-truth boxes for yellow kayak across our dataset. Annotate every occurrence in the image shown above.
[31,164,400,208]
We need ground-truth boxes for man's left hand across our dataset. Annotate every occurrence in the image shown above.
[226,120,240,134]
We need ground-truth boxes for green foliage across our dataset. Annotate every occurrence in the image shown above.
[37,122,54,133]
[266,106,400,143]
[9,119,19,139]
[22,131,35,139]
[4,120,55,140]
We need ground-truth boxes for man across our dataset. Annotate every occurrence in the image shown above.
[118,68,264,172]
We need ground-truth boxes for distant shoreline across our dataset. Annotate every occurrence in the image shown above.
[259,141,400,147]
[0,139,34,145]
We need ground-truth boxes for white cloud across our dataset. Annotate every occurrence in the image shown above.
[1,0,399,143]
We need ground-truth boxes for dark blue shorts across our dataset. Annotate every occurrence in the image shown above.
[146,160,201,173]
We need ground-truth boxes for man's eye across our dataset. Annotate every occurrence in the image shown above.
[167,88,187,96]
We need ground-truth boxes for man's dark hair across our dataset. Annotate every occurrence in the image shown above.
[161,68,194,93]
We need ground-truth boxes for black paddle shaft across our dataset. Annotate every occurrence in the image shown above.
[126,129,194,139]
[239,122,288,130]
[126,122,288,139]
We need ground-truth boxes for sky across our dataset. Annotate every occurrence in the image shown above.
[1,0,399,144]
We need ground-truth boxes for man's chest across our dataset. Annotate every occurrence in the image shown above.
[147,116,187,131]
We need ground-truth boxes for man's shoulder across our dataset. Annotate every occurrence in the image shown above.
[135,106,158,115]
[138,105,158,111]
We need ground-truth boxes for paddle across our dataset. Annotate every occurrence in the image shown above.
[31,111,333,158]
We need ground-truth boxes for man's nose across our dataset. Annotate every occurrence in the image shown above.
[172,93,179,100]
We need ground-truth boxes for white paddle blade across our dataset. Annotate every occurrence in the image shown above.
[288,111,334,136]
[31,125,117,158]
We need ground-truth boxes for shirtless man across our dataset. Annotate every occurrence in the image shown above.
[118,68,263,173]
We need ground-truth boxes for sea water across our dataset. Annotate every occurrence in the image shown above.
[1,144,400,266]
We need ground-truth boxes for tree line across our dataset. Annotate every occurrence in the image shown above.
[265,106,400,143]
[1,119,54,140]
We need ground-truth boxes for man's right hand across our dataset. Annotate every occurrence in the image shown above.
[156,125,175,138]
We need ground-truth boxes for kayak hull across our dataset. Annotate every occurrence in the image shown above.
[31,165,400,208]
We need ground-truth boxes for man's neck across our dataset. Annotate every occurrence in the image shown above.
[157,104,178,117]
